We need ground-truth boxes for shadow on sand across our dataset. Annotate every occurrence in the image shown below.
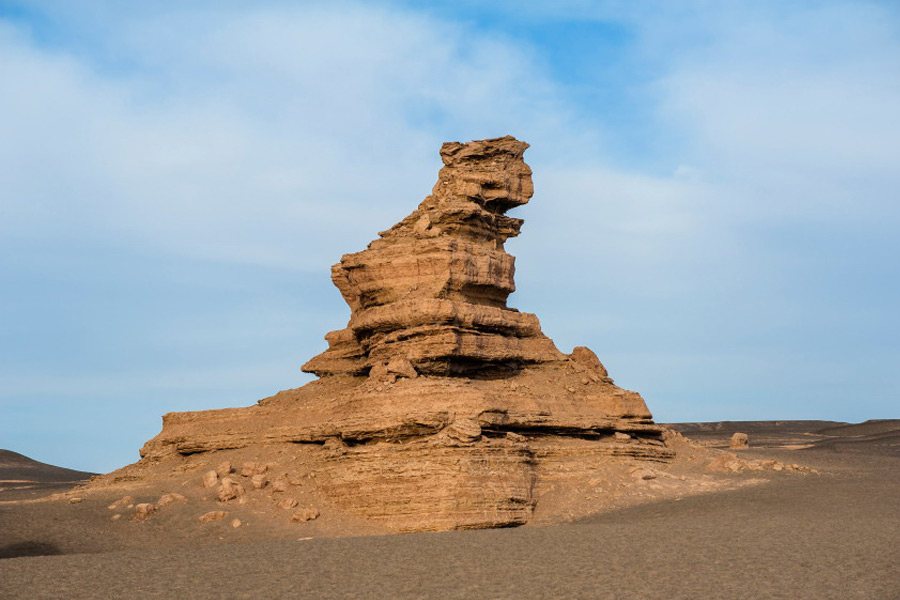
[0,541,63,559]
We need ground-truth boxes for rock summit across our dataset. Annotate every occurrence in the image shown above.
[138,136,672,531]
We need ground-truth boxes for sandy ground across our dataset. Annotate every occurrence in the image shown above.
[1,421,898,599]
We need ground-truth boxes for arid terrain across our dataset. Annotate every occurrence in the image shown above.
[3,138,898,598]
[2,419,897,599]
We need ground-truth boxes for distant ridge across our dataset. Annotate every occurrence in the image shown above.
[0,449,95,484]
[667,420,847,435]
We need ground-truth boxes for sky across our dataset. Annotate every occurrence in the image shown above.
[1,0,898,473]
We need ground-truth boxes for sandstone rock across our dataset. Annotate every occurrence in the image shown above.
[216,477,245,503]
[199,510,228,523]
[302,136,561,378]
[240,462,267,477]
[730,432,750,450]
[136,136,673,533]
[291,507,320,523]
[157,492,187,507]
[630,467,657,480]
[201,470,218,488]
[444,418,482,443]
[250,474,268,489]
[271,479,289,493]
[615,432,632,441]
[111,514,121,521]
[107,496,133,510]
[569,346,610,380]
[706,453,744,473]
[230,518,242,528]
[68,497,84,504]
[322,438,346,457]
[133,503,157,521]
[386,355,418,379]
[276,498,299,510]
[216,461,233,476]
[108,495,135,510]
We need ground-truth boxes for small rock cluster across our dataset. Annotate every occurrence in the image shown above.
[105,492,187,522]
[706,453,818,474]
[200,460,318,523]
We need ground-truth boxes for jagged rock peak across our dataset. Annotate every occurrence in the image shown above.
[302,136,564,379]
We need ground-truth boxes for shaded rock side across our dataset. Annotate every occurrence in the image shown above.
[137,136,672,532]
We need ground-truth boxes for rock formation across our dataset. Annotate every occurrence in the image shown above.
[136,136,673,532]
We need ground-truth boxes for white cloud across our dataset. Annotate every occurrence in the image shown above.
[0,4,580,274]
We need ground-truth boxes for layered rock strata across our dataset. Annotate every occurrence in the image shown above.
[138,136,673,532]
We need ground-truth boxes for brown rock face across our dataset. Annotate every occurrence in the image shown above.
[730,432,750,450]
[302,136,558,378]
[137,136,673,532]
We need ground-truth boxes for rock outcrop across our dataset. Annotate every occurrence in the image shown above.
[136,136,673,532]
[302,136,560,378]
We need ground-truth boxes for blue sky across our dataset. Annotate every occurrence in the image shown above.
[1,0,898,472]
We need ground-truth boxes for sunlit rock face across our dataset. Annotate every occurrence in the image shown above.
[139,136,672,532]
[302,136,561,378]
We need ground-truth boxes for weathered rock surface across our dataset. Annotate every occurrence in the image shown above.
[730,432,750,450]
[157,492,187,507]
[133,503,157,521]
[133,136,673,532]
[198,510,228,523]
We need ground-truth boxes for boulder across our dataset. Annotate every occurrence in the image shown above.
[198,510,228,523]
[240,462,267,477]
[730,432,750,450]
[157,492,187,507]
[201,470,218,488]
[133,503,157,521]
[107,496,134,510]
[216,477,245,503]
[276,498,299,510]
[291,507,320,523]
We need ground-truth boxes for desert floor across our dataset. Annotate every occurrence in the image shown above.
[1,420,898,599]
